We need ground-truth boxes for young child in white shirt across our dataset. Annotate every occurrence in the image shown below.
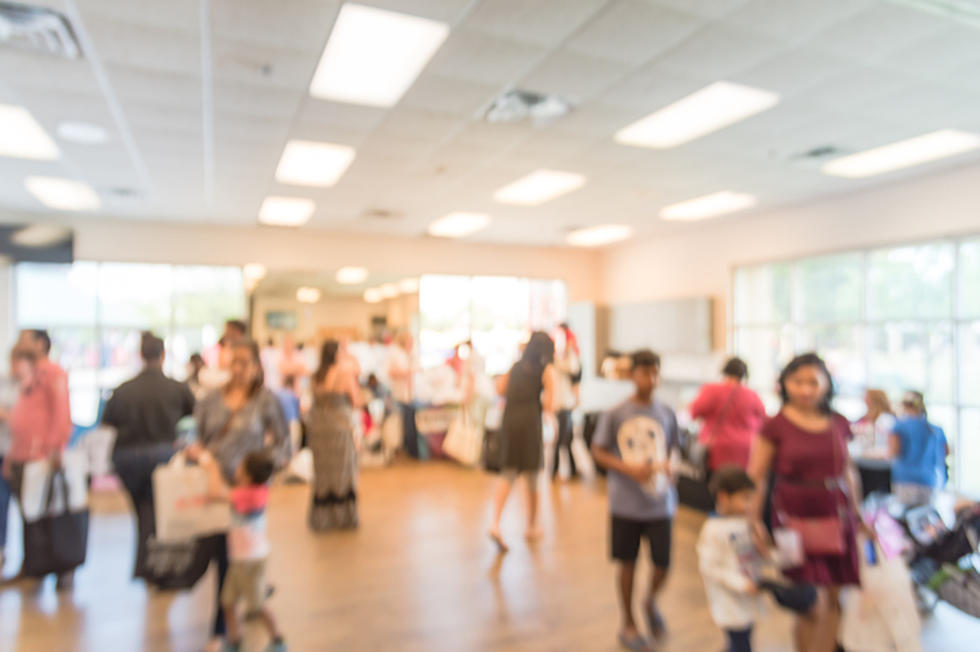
[697,466,764,652]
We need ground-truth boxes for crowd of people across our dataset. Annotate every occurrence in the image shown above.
[0,320,954,652]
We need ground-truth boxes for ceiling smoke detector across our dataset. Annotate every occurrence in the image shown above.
[484,89,570,126]
[0,2,81,59]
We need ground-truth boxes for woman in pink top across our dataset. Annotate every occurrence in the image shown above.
[689,357,766,471]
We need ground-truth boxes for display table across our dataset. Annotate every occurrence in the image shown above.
[856,458,892,498]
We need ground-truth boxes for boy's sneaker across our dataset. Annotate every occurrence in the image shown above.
[644,601,667,641]
[265,638,287,652]
[221,642,241,652]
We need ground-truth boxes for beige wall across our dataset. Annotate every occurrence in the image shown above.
[252,292,420,344]
[600,162,980,351]
[45,219,602,303]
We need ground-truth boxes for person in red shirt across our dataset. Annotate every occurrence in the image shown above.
[689,358,766,472]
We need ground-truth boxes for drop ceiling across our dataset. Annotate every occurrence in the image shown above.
[2,0,980,246]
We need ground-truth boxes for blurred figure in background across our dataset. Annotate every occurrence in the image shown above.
[194,338,288,649]
[386,332,418,456]
[890,391,948,507]
[4,344,73,587]
[853,389,896,456]
[0,351,20,571]
[689,357,766,473]
[199,320,248,394]
[186,352,207,400]
[276,375,302,456]
[102,332,195,580]
[277,335,307,388]
[308,340,362,532]
[261,337,281,391]
[488,332,557,552]
[552,324,581,482]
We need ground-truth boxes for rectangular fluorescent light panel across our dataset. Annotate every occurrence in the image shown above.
[258,197,315,226]
[615,81,779,149]
[0,104,60,160]
[309,3,449,107]
[428,212,490,238]
[493,169,586,206]
[276,140,356,187]
[661,191,757,221]
[822,129,980,178]
[336,266,369,284]
[25,176,100,211]
[566,224,632,247]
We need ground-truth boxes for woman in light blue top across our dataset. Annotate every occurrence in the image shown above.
[889,391,948,507]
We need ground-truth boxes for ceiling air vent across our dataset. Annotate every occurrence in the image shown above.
[0,2,81,59]
[886,0,980,27]
[484,89,570,126]
[788,145,847,169]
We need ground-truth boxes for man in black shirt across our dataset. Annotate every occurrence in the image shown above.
[103,332,195,580]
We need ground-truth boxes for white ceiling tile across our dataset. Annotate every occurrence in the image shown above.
[520,50,632,105]
[212,39,318,90]
[107,66,201,109]
[726,0,874,43]
[549,102,650,139]
[213,82,301,119]
[357,0,475,24]
[730,47,853,98]
[427,29,549,85]
[210,0,339,53]
[567,1,705,65]
[77,0,200,33]
[654,23,787,79]
[214,113,289,145]
[805,2,948,62]
[600,64,710,111]
[648,0,750,19]
[879,24,980,81]
[86,21,201,75]
[792,65,913,113]
[464,0,607,47]
[373,107,465,144]
[400,73,499,117]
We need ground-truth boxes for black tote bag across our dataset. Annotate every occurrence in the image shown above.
[22,469,89,577]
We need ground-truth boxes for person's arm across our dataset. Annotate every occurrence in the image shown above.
[182,384,196,418]
[263,392,290,463]
[198,450,230,502]
[541,364,557,415]
[495,372,509,397]
[747,435,776,552]
[888,432,902,459]
[43,371,72,462]
[697,526,755,593]
[688,386,711,421]
[348,372,364,410]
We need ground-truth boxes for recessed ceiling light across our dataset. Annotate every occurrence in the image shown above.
[258,197,315,226]
[822,129,980,178]
[309,3,449,107]
[0,104,60,160]
[493,169,586,206]
[275,140,356,187]
[336,266,369,284]
[566,224,632,247]
[428,212,491,238]
[24,176,100,211]
[57,121,108,145]
[364,288,383,303]
[10,224,72,248]
[614,81,779,149]
[380,283,399,299]
[398,277,419,293]
[296,287,322,303]
[660,191,757,221]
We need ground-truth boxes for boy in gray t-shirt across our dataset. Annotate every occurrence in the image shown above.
[592,349,678,652]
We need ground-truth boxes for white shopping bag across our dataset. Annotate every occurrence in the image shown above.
[152,454,230,543]
[840,541,922,652]
[443,409,483,467]
[20,449,89,522]
[283,448,314,484]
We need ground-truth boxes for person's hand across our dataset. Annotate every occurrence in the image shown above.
[627,462,655,484]
[751,520,772,555]
[745,581,760,596]
[0,407,8,422]
[858,518,877,543]
[184,442,204,462]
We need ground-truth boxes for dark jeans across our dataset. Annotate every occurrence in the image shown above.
[210,533,229,636]
[551,409,576,479]
[113,443,176,579]
[400,402,420,458]
[0,455,9,549]
[726,627,752,652]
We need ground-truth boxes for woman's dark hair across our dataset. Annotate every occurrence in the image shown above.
[722,356,748,381]
[229,338,264,397]
[778,352,835,414]
[315,339,339,385]
[521,331,555,370]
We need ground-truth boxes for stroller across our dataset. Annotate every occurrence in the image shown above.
[872,493,980,618]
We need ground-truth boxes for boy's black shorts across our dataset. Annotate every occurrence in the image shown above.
[610,515,672,568]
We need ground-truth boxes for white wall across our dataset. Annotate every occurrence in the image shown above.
[600,162,980,351]
[42,219,602,303]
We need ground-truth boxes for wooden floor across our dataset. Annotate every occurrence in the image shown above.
[1,461,977,651]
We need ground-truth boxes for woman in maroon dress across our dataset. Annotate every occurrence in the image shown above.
[748,353,870,652]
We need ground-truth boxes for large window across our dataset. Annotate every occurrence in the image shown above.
[419,275,567,375]
[16,262,245,427]
[733,236,980,494]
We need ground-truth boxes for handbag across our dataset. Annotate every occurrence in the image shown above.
[444,408,482,467]
[22,469,90,577]
[144,535,219,590]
